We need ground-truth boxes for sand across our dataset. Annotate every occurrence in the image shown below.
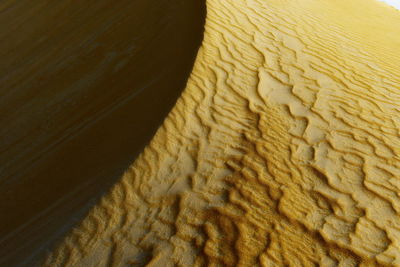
[0,0,205,265]
[23,0,400,265]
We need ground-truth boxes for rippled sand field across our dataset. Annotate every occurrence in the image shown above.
[45,0,400,266]
[6,0,400,265]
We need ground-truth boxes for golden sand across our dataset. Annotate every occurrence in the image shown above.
[45,0,400,265]
[0,0,204,265]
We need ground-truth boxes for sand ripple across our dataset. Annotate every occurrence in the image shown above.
[45,0,400,265]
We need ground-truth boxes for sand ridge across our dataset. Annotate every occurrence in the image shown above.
[45,0,400,266]
[0,0,205,265]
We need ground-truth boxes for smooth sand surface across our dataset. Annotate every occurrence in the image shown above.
[39,0,400,265]
[0,0,205,265]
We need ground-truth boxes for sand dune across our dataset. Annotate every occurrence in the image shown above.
[0,0,205,265]
[11,0,400,265]
[45,0,400,266]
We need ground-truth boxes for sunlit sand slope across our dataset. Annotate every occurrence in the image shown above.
[46,0,400,266]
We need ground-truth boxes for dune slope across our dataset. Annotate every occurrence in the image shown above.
[0,0,205,265]
[45,0,400,266]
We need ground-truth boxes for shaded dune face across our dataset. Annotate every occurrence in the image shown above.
[46,0,400,266]
[0,0,205,265]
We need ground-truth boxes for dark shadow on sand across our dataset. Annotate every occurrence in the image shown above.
[0,0,206,265]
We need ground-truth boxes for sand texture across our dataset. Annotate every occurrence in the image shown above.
[0,0,204,265]
[45,0,400,266]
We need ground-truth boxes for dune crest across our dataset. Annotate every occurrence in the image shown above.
[46,0,400,266]
[0,0,204,264]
